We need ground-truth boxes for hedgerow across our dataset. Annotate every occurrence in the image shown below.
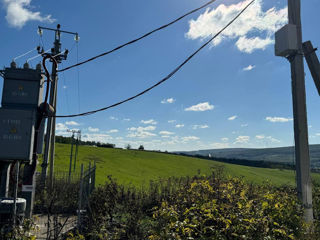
[80,169,320,239]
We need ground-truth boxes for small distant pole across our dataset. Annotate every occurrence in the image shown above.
[74,130,81,172]
[68,129,80,182]
[68,131,75,183]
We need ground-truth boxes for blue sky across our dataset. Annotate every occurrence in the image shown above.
[1,0,320,151]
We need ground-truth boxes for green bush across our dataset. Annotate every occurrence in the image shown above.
[81,171,320,239]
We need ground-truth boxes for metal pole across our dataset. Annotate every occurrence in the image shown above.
[77,164,84,229]
[74,134,79,172]
[13,161,20,226]
[49,91,58,189]
[68,133,74,183]
[41,30,61,186]
[288,0,313,222]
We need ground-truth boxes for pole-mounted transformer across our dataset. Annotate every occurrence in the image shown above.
[0,62,45,162]
[0,61,45,223]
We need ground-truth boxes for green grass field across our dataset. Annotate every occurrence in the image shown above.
[47,143,320,187]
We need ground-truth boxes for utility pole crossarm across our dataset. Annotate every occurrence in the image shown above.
[302,41,320,96]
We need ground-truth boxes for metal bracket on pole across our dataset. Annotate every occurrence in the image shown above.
[302,41,320,96]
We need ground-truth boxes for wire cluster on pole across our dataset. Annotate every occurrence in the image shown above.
[50,0,255,118]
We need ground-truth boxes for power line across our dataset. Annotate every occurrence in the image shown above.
[58,0,218,72]
[52,0,255,118]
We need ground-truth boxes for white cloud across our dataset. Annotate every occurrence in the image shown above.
[161,98,175,104]
[168,120,176,123]
[63,86,67,89]
[181,136,200,142]
[127,125,157,139]
[56,123,67,131]
[110,116,118,120]
[108,129,119,133]
[65,121,79,126]
[127,131,156,138]
[175,124,185,128]
[123,118,131,121]
[236,36,273,53]
[228,115,237,121]
[128,126,156,132]
[316,133,320,136]
[221,137,229,142]
[255,134,280,143]
[243,65,256,71]
[256,135,265,139]
[3,0,55,28]
[266,136,280,143]
[266,117,293,123]
[192,124,209,130]
[234,135,250,144]
[159,131,175,135]
[141,119,157,125]
[88,127,99,132]
[82,133,112,143]
[185,102,214,112]
[186,0,287,53]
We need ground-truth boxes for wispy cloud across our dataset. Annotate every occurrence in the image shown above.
[168,120,176,124]
[241,124,248,127]
[141,119,157,125]
[161,98,175,104]
[266,117,293,123]
[107,129,119,133]
[192,124,209,130]
[256,135,265,139]
[82,133,112,143]
[3,0,55,28]
[56,123,67,131]
[243,65,256,71]
[181,136,200,142]
[88,127,99,132]
[175,124,185,128]
[185,102,214,112]
[110,116,118,120]
[255,134,280,143]
[228,115,237,121]
[159,131,175,135]
[186,0,287,53]
[234,136,250,144]
[65,121,79,126]
[127,125,157,138]
[123,118,131,121]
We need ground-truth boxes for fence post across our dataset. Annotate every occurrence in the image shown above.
[77,164,84,229]
[92,161,96,190]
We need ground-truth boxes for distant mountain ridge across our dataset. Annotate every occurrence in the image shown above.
[177,144,320,168]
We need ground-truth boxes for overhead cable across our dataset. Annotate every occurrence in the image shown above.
[52,0,255,118]
[13,47,37,61]
[58,0,217,72]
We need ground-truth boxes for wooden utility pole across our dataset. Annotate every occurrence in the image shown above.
[288,0,313,222]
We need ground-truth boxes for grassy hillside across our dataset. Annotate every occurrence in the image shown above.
[179,144,320,168]
[48,143,320,187]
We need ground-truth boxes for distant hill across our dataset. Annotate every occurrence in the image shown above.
[177,144,320,169]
